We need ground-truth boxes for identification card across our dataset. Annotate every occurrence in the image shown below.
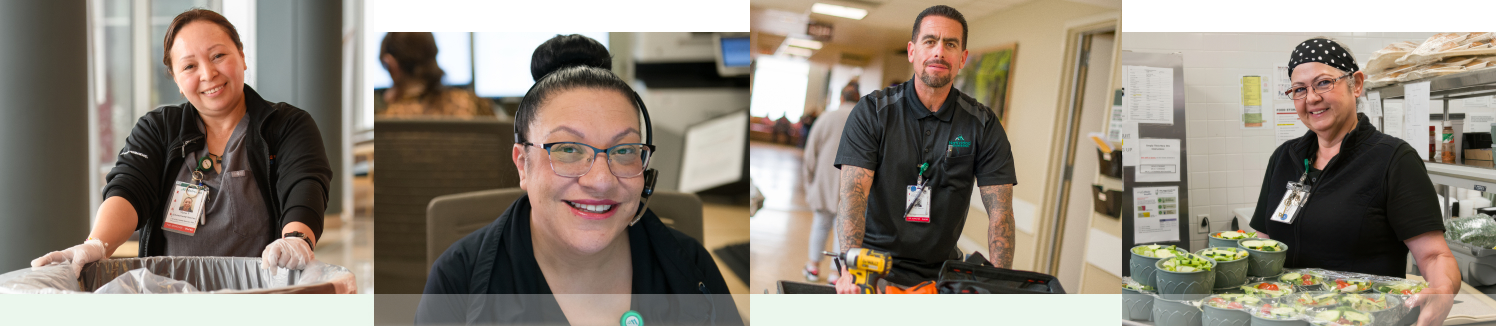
[905,185,931,223]
[1269,181,1312,224]
[164,182,209,236]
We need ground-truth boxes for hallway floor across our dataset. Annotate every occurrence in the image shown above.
[749,141,837,294]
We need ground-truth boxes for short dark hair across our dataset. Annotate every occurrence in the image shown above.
[840,81,860,103]
[162,8,243,74]
[910,5,968,49]
[515,34,640,144]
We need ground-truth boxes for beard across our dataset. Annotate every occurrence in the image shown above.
[917,58,953,88]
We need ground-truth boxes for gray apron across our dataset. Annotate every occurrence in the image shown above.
[163,115,273,257]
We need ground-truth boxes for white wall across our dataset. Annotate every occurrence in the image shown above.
[1120,32,1438,250]
[954,0,1117,275]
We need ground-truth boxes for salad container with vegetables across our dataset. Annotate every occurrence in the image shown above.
[1201,294,1259,325]
[1210,230,1257,248]
[1345,293,1403,325]
[1344,293,1392,312]
[1197,247,1250,288]
[1306,307,1374,326]
[1251,302,1310,326]
[1151,296,1203,326]
[1287,291,1341,310]
[1155,253,1217,299]
[1374,280,1427,296]
[1332,278,1373,293]
[1239,239,1289,276]
[1123,281,1154,292]
[1131,244,1188,289]
[1122,278,1154,322]
[1278,271,1327,291]
[1241,281,1295,298]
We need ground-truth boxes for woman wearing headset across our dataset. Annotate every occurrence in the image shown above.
[418,34,740,325]
[29,9,330,277]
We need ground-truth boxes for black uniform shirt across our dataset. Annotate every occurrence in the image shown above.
[418,195,742,325]
[1250,113,1444,277]
[834,78,1017,283]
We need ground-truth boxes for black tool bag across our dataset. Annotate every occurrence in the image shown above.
[936,252,1066,294]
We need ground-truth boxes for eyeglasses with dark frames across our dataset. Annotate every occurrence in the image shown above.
[520,141,655,178]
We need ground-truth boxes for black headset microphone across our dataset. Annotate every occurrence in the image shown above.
[629,91,659,227]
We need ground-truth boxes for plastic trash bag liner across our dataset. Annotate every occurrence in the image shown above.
[94,268,199,294]
[0,256,356,294]
[0,263,82,294]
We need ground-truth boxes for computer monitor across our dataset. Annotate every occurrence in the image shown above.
[472,32,610,98]
[366,32,474,89]
[679,111,747,194]
[713,33,750,77]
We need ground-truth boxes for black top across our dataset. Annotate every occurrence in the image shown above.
[1250,113,1444,277]
[418,195,741,325]
[834,78,1017,284]
[103,85,331,256]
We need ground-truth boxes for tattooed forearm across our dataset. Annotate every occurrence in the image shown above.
[836,166,875,253]
[979,184,1015,268]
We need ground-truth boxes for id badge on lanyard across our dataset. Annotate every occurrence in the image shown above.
[905,145,953,223]
[905,184,932,222]
[164,181,209,235]
[165,158,215,236]
[905,162,932,223]
[1270,160,1314,224]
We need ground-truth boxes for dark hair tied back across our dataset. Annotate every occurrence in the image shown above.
[529,34,612,81]
[515,34,639,144]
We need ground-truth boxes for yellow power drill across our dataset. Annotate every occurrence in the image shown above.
[825,248,892,294]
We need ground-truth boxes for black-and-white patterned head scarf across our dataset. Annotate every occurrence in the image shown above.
[1288,38,1358,78]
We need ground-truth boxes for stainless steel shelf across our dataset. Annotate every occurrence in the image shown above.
[1427,163,1496,191]
[1369,68,1496,219]
[1370,68,1496,100]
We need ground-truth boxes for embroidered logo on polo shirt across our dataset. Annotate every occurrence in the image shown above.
[949,135,971,148]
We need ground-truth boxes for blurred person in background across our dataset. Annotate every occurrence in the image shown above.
[418,34,740,325]
[30,8,331,277]
[798,109,817,148]
[800,80,859,284]
[377,32,496,119]
[773,113,792,144]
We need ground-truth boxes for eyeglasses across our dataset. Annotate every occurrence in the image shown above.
[1284,74,1354,100]
[521,141,655,178]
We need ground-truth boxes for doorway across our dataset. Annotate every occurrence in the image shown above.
[1046,22,1119,293]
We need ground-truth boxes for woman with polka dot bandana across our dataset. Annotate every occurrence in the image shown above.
[1249,37,1458,326]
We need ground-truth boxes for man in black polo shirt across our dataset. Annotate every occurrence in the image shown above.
[832,5,1017,293]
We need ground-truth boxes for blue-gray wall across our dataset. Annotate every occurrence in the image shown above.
[257,0,344,215]
[0,0,90,272]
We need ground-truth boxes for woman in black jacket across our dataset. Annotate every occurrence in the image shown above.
[417,34,740,325]
[29,9,330,278]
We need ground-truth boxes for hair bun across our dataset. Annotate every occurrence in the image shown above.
[531,34,612,81]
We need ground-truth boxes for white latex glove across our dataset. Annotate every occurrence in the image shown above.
[261,237,314,276]
[30,239,107,277]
